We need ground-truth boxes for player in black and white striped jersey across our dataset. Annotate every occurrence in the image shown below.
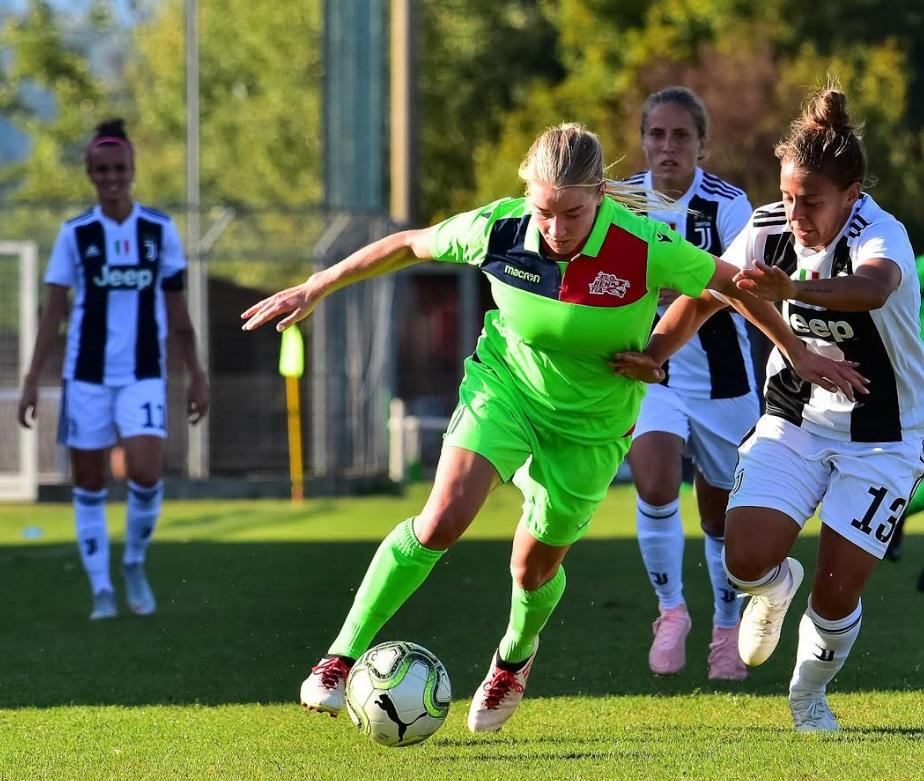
[713,87,924,731]
[620,87,759,681]
[742,203,923,439]
[619,86,921,730]
[17,119,208,621]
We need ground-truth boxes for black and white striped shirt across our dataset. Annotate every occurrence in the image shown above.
[624,167,754,398]
[44,203,187,385]
[723,194,924,442]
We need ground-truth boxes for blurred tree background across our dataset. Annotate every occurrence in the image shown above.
[2,0,924,278]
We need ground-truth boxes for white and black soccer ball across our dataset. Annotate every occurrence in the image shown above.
[345,641,451,747]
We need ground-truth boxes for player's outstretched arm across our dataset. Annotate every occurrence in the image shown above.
[728,291,869,401]
[17,284,68,429]
[707,258,870,399]
[611,255,744,380]
[612,258,870,400]
[734,258,899,312]
[609,291,726,383]
[610,257,746,380]
[241,228,433,333]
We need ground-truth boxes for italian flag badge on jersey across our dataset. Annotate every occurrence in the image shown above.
[798,268,820,280]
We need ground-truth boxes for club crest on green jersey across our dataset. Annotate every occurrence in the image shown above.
[588,271,630,298]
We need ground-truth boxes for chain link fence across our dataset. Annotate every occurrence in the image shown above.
[0,202,411,491]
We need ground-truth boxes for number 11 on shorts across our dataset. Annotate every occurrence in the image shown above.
[141,401,166,430]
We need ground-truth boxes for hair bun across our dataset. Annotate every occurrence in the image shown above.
[94,118,128,139]
[803,89,852,134]
[774,85,866,190]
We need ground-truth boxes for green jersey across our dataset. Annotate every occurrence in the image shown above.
[429,195,716,443]
[917,254,924,342]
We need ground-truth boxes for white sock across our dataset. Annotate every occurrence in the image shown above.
[123,480,163,566]
[73,487,112,594]
[790,597,862,695]
[724,552,793,604]
[636,498,684,609]
[705,532,741,628]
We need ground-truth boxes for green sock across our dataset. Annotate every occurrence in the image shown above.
[328,518,445,659]
[497,566,566,664]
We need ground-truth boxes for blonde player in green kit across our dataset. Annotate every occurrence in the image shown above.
[242,123,865,734]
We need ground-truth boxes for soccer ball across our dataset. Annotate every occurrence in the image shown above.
[345,641,451,747]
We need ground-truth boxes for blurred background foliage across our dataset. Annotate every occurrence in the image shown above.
[1,0,923,290]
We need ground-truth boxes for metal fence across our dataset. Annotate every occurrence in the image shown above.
[0,203,407,490]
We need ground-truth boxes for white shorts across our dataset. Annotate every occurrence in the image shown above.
[633,383,760,489]
[58,379,168,450]
[728,415,924,559]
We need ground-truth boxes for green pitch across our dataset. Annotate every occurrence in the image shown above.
[1,485,922,780]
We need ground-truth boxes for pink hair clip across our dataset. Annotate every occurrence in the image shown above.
[87,136,133,152]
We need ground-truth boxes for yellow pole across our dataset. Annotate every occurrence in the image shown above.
[285,375,304,503]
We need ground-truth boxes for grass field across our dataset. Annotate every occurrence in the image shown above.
[1,484,922,780]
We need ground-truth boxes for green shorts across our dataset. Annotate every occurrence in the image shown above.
[443,357,631,547]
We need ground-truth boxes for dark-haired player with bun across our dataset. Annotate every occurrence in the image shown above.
[18,119,208,621]
[627,85,924,731]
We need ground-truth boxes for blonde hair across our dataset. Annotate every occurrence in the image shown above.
[519,122,677,213]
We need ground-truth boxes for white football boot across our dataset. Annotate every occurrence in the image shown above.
[467,642,538,733]
[738,558,804,666]
[122,564,156,616]
[89,589,118,621]
[300,657,352,717]
[789,689,840,732]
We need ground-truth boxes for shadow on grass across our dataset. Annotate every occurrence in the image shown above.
[2,534,923,708]
[840,726,924,738]
[433,722,924,750]
[162,502,339,535]
[440,750,641,762]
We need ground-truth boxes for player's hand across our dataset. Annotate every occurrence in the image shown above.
[788,350,869,402]
[734,259,797,301]
[17,375,39,429]
[609,351,666,383]
[187,370,210,424]
[241,280,320,333]
[658,287,680,307]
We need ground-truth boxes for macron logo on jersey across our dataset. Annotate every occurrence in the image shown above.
[588,271,630,298]
[504,264,541,284]
[92,265,155,291]
[789,313,855,343]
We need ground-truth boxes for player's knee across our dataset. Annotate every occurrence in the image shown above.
[723,517,790,582]
[413,508,472,549]
[73,474,106,492]
[722,544,777,583]
[700,516,726,538]
[509,559,555,591]
[72,464,106,492]
[635,481,678,508]
[127,468,161,488]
